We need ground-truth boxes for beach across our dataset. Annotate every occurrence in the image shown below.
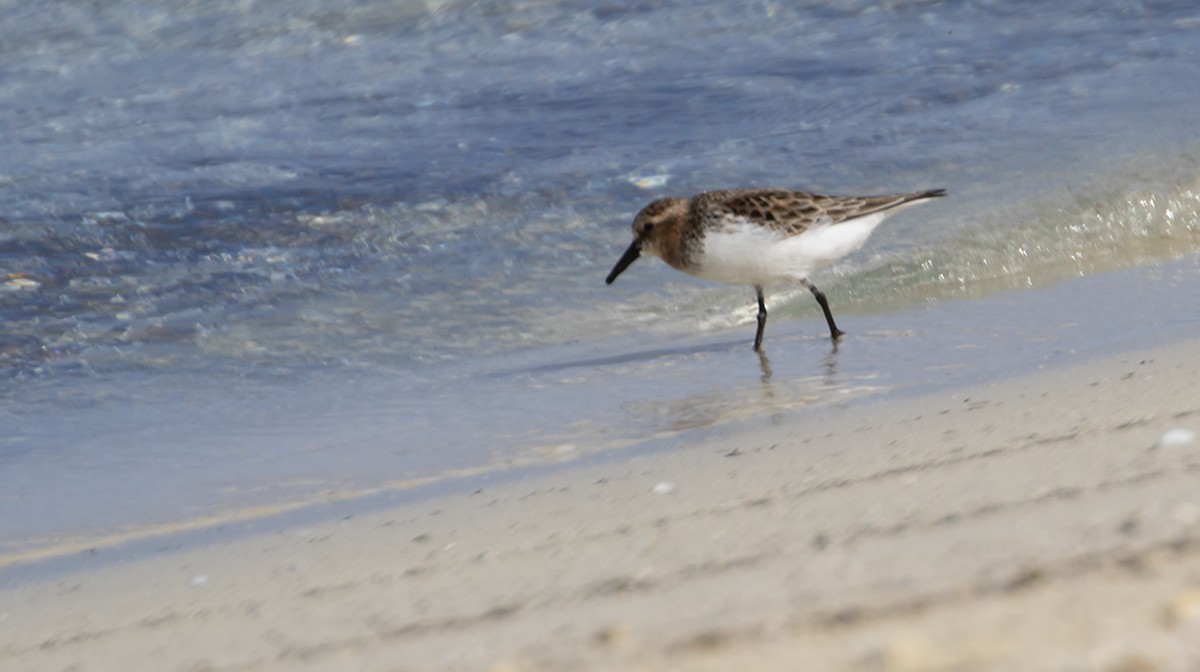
[5,2,1200,670]
[5,321,1200,671]
[6,0,1200,564]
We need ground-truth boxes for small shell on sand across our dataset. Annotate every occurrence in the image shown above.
[1155,428,1196,449]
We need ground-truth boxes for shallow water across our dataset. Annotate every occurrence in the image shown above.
[3,0,1200,570]
[5,255,1199,579]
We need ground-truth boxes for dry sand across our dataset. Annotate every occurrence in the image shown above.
[4,338,1200,671]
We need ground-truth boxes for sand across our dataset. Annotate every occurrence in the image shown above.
[4,338,1200,671]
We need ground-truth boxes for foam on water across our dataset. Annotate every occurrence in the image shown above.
[5,163,1198,387]
[822,171,1200,314]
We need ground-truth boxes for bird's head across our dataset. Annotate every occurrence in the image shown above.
[605,198,687,284]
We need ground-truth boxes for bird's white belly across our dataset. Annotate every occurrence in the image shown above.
[691,213,886,285]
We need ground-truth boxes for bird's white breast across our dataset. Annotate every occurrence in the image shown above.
[690,212,888,286]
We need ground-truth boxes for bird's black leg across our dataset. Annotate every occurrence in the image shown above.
[753,285,767,351]
[801,279,845,342]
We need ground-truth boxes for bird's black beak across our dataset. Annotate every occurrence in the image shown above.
[605,240,641,285]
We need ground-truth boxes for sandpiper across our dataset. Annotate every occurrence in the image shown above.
[605,188,946,350]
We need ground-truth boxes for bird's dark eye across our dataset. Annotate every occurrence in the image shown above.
[643,222,655,233]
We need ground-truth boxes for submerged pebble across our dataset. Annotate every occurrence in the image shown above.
[629,174,670,189]
[2,277,39,292]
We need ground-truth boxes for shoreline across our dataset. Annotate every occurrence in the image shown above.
[4,328,1200,670]
[4,255,1200,586]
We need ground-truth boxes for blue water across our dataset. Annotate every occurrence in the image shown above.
[3,0,1200,569]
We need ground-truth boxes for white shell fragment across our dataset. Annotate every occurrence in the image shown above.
[651,481,675,495]
[1156,428,1197,449]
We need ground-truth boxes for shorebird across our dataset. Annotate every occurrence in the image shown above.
[605,188,945,350]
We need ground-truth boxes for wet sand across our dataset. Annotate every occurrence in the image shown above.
[4,331,1200,671]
